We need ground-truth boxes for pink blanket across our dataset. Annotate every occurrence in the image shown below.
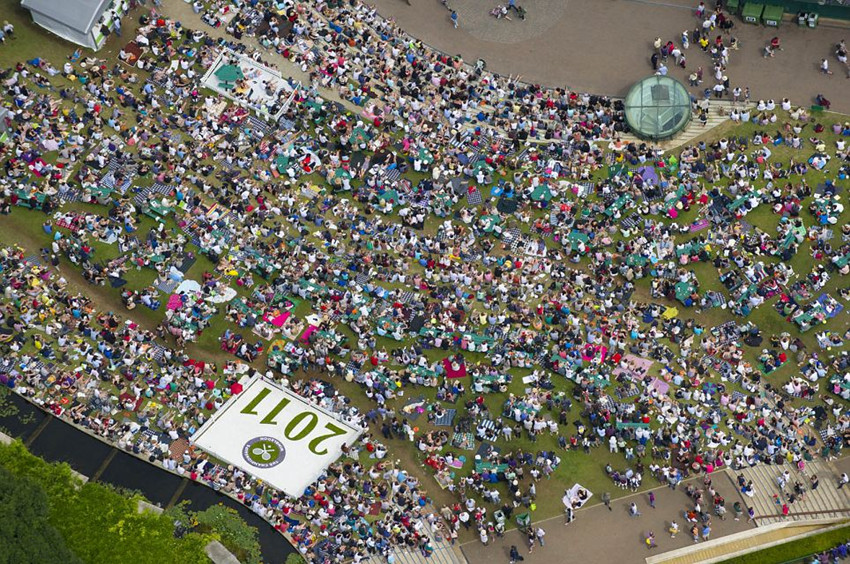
[581,344,608,363]
[650,378,670,395]
[300,324,318,343]
[167,294,183,310]
[264,311,290,327]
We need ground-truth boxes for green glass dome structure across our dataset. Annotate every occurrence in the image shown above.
[624,76,692,141]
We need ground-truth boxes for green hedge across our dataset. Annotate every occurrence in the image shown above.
[0,441,212,564]
[718,524,850,564]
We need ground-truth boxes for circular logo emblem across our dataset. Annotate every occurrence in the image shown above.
[242,436,286,469]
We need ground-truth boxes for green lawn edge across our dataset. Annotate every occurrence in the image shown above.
[718,523,850,564]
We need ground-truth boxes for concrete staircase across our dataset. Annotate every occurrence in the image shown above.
[389,506,467,564]
[731,461,850,525]
[620,100,747,150]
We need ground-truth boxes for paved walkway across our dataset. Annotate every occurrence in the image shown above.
[460,471,756,564]
[372,0,850,113]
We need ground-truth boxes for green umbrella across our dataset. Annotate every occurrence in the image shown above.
[569,230,589,245]
[378,189,399,204]
[481,214,501,232]
[334,167,352,181]
[215,64,244,83]
[275,155,290,173]
[471,159,493,174]
[530,184,553,202]
[352,127,371,144]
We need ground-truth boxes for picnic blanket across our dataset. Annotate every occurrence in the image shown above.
[434,409,457,426]
[401,395,426,421]
[451,432,476,450]
[650,378,670,395]
[612,354,654,380]
[562,484,593,509]
[176,279,202,294]
[816,293,843,318]
[475,441,500,460]
[580,344,607,363]
[166,294,184,310]
[443,357,467,379]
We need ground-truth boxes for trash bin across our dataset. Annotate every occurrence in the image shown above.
[762,4,784,26]
[741,1,765,23]
[808,12,819,27]
[727,0,740,14]
[797,11,808,25]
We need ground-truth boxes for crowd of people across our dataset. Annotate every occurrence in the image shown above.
[0,0,848,562]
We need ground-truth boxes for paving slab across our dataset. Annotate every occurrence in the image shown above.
[372,0,850,113]
[460,472,755,564]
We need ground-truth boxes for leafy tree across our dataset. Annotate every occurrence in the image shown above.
[194,504,262,564]
[0,466,80,564]
[0,441,211,564]
[286,553,306,564]
[58,481,211,564]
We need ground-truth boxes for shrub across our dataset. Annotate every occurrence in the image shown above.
[193,504,263,564]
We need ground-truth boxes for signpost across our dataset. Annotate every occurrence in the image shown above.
[192,376,362,497]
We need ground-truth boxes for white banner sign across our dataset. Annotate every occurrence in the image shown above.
[192,376,361,497]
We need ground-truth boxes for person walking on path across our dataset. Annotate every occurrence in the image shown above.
[669,521,679,538]
[733,501,743,520]
[747,506,756,523]
[451,10,458,29]
[648,491,656,509]
[602,491,612,511]
[535,527,546,547]
[564,505,575,525]
[112,12,122,38]
[509,545,524,564]
[630,502,642,517]
[811,474,819,491]
[838,473,849,489]
[526,529,535,554]
[821,59,834,76]
[645,532,657,549]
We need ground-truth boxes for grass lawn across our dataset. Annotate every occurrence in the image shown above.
[0,0,848,547]
[718,523,850,564]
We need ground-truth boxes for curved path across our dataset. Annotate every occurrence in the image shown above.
[371,0,850,113]
[0,392,296,564]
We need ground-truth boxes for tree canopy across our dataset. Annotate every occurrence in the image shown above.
[0,466,80,564]
[0,441,211,564]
